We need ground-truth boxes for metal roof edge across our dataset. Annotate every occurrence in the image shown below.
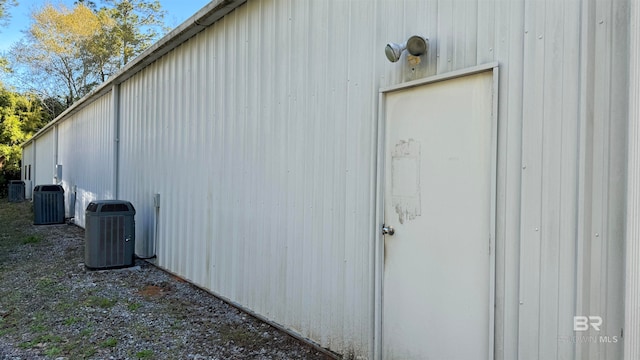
[22,0,247,148]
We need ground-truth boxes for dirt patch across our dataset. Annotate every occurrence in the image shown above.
[138,285,168,298]
[0,200,334,359]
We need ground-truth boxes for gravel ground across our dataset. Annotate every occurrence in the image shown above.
[0,200,334,360]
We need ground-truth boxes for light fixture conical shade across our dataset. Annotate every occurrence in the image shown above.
[385,42,406,62]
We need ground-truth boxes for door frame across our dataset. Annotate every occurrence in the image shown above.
[373,62,500,360]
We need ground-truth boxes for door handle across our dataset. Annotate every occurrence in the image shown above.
[382,225,395,236]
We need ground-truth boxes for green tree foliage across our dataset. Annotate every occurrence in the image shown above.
[8,0,166,108]
[10,3,108,106]
[0,0,17,27]
[0,85,46,182]
[0,57,9,73]
[75,0,98,11]
[0,0,18,76]
[82,6,121,82]
[103,0,166,66]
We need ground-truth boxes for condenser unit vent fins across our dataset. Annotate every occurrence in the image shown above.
[85,200,136,270]
[33,185,65,225]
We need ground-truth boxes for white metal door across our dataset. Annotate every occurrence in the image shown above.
[381,69,496,360]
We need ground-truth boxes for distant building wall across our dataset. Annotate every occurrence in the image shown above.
[57,92,114,226]
[33,129,55,187]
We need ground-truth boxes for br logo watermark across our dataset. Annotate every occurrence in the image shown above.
[573,316,602,331]
[557,315,620,344]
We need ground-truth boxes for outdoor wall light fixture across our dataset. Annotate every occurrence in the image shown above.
[385,42,406,62]
[385,35,429,62]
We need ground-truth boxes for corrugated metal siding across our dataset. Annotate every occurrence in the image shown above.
[34,130,55,187]
[22,143,34,198]
[117,2,375,354]
[57,92,114,227]
[625,2,640,359]
[22,143,33,177]
[117,1,383,355]
[518,0,577,358]
[116,0,628,358]
[506,0,627,359]
[32,0,627,358]
[22,143,32,179]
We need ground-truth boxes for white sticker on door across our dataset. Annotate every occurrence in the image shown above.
[392,139,421,224]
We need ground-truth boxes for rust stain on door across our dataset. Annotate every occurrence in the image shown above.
[391,139,421,224]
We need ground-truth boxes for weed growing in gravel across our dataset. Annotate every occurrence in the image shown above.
[55,299,79,312]
[35,276,67,297]
[17,341,33,349]
[45,346,62,356]
[29,311,47,332]
[36,277,54,288]
[220,327,252,344]
[61,339,83,354]
[30,323,46,332]
[85,296,117,308]
[132,322,156,342]
[136,349,154,359]
[82,347,97,357]
[22,234,41,244]
[101,337,118,348]
[128,302,142,311]
[64,316,80,325]
[39,334,62,343]
[170,320,184,330]
[80,327,93,337]
[18,333,62,350]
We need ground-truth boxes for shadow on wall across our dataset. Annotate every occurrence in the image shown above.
[135,195,154,258]
[60,182,153,257]
[60,184,113,228]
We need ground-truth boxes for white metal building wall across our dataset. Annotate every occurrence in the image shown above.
[115,0,628,358]
[21,143,34,198]
[21,143,33,182]
[57,92,114,226]
[513,1,627,359]
[625,1,640,358]
[23,0,629,358]
[21,144,31,177]
[33,129,55,187]
[117,2,378,354]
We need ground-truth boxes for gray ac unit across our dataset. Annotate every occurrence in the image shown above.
[33,185,65,224]
[85,200,136,269]
[8,180,25,203]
